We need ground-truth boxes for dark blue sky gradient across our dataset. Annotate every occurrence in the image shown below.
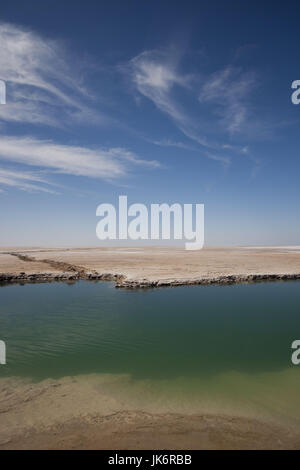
[0,1,300,246]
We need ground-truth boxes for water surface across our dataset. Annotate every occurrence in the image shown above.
[1,281,300,425]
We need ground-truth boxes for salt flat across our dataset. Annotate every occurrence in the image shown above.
[1,246,300,285]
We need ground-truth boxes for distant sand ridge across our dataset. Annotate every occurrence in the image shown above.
[1,246,300,287]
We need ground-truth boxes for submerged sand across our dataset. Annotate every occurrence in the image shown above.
[1,245,300,287]
[1,369,300,450]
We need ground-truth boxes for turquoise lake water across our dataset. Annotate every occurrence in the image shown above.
[0,281,300,430]
[0,280,299,380]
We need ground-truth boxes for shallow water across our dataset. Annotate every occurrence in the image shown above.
[1,281,300,425]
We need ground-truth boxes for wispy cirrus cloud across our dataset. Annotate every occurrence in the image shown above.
[199,66,256,134]
[130,50,203,144]
[0,136,160,191]
[0,167,59,194]
[147,138,195,151]
[129,49,258,164]
[0,22,106,128]
[0,23,161,193]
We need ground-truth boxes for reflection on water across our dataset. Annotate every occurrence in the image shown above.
[0,280,300,426]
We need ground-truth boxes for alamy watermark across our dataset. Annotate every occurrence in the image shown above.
[291,80,300,104]
[0,340,6,365]
[96,196,204,250]
[0,80,6,104]
[291,340,300,365]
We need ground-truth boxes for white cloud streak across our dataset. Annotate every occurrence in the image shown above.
[130,50,258,164]
[0,167,59,193]
[0,23,105,127]
[0,24,161,193]
[0,137,160,189]
[129,50,231,163]
[131,51,195,136]
[199,66,256,134]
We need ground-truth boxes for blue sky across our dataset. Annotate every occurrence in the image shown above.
[0,0,300,246]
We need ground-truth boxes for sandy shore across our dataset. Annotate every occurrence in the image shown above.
[1,373,300,450]
[1,245,300,287]
[4,411,300,450]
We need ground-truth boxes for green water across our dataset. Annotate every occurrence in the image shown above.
[2,280,300,425]
[0,280,299,381]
